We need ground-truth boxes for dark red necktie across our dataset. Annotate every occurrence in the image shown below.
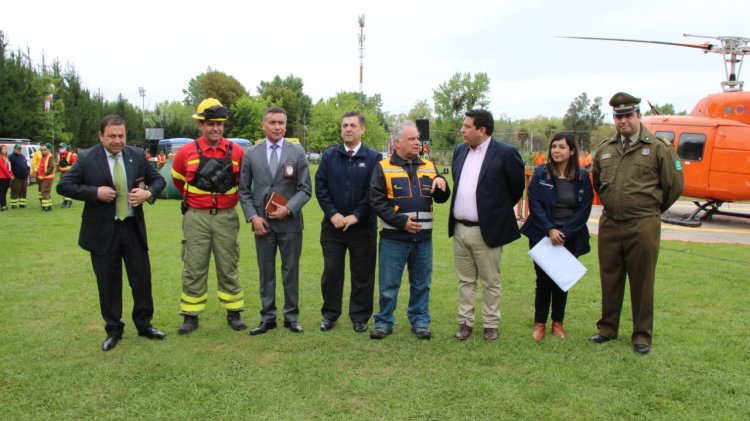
[347,150,354,157]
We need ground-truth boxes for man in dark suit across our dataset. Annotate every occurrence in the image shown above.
[239,107,312,335]
[57,115,167,351]
[449,109,525,341]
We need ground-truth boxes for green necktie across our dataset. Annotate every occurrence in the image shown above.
[113,153,128,220]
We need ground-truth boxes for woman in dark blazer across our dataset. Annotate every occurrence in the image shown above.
[520,132,593,341]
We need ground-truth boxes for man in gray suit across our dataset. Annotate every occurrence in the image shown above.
[239,107,312,335]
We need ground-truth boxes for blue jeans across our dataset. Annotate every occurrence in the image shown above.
[374,237,432,330]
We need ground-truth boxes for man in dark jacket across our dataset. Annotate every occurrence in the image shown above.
[316,112,382,333]
[8,144,29,209]
[449,109,526,341]
[369,121,450,340]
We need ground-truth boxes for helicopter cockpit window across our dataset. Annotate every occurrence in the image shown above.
[677,133,706,162]
[655,131,675,145]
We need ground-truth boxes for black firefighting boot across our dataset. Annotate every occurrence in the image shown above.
[227,311,247,331]
[177,315,199,335]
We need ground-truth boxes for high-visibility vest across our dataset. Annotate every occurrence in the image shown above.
[37,153,55,180]
[379,158,438,231]
[58,151,76,172]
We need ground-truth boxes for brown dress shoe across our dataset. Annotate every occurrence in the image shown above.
[455,323,473,340]
[551,322,566,339]
[532,323,546,341]
[484,328,498,341]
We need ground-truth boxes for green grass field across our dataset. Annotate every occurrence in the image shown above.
[1,167,748,420]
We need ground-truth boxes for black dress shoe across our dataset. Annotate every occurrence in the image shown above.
[284,320,304,333]
[353,321,368,333]
[250,321,277,336]
[320,318,335,331]
[101,335,121,351]
[589,333,615,344]
[138,327,166,340]
[633,344,651,355]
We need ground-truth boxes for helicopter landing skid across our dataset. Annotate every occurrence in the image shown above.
[661,214,702,227]
[663,200,750,227]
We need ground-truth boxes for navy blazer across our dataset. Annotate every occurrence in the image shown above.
[57,144,166,255]
[520,164,593,257]
[448,138,526,248]
[315,143,382,228]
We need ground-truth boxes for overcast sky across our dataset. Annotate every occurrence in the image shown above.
[1,0,747,120]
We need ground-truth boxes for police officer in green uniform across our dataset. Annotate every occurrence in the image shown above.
[590,92,684,355]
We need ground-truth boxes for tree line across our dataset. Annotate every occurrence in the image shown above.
[2,30,683,154]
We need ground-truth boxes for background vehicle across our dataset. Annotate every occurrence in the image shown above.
[156,137,253,199]
[157,137,252,156]
[564,34,750,225]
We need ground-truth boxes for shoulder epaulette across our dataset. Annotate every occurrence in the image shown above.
[598,138,613,147]
[654,136,672,146]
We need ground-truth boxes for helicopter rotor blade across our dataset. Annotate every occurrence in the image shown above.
[558,36,714,52]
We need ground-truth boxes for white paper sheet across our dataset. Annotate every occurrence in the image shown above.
[527,236,587,292]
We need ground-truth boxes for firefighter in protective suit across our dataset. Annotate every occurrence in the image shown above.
[171,98,248,334]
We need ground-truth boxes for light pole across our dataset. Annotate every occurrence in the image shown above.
[138,87,146,116]
[45,83,55,147]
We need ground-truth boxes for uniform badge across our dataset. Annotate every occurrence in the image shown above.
[674,159,683,171]
[601,153,611,160]
[283,161,296,178]
[641,148,650,156]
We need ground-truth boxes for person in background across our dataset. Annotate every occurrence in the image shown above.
[534,151,546,166]
[520,132,593,341]
[37,143,56,212]
[579,149,593,171]
[58,142,77,208]
[157,151,167,170]
[0,145,11,211]
[32,146,42,204]
[8,144,29,209]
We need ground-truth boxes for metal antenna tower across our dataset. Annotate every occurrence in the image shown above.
[358,14,365,93]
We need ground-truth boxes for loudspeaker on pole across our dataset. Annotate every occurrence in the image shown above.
[415,119,430,143]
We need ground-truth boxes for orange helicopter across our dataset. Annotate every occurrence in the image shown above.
[563,34,750,226]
